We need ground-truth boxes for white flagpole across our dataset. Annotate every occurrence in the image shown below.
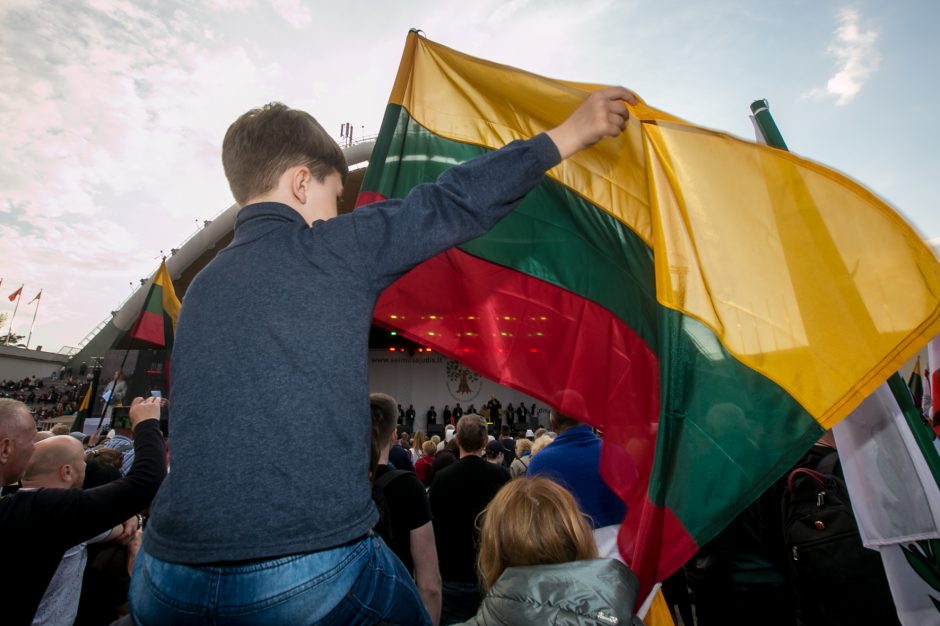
[26,292,42,349]
[5,286,23,346]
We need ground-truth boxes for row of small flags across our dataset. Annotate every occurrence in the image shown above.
[1,278,44,348]
[0,279,43,304]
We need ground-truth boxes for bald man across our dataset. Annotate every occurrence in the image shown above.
[22,435,127,626]
[0,398,37,488]
[0,397,166,626]
[22,434,87,490]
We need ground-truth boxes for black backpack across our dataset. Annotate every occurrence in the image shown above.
[372,468,409,545]
[781,449,899,625]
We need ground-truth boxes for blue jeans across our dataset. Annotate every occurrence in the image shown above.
[129,534,432,626]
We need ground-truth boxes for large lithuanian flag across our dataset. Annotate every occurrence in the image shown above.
[358,31,940,589]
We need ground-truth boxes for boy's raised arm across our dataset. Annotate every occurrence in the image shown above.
[546,86,637,160]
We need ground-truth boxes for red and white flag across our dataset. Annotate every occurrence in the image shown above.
[7,285,23,302]
[928,336,940,422]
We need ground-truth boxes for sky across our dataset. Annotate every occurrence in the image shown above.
[1,0,938,353]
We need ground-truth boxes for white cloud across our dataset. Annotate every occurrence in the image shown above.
[267,0,311,29]
[410,0,618,79]
[0,1,295,348]
[805,8,879,105]
[207,0,257,10]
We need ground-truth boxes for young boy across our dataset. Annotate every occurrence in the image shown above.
[131,87,635,624]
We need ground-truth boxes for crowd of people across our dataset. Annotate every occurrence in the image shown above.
[396,397,550,433]
[371,395,637,624]
[0,382,637,626]
[0,396,166,625]
[1,376,85,422]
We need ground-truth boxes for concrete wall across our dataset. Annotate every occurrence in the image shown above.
[0,345,69,381]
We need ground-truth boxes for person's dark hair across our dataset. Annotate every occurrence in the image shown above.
[456,413,487,453]
[83,459,123,489]
[484,440,504,460]
[499,424,511,437]
[222,102,348,205]
[551,409,581,433]
[426,448,457,486]
[370,393,398,444]
[369,393,398,479]
[86,448,123,470]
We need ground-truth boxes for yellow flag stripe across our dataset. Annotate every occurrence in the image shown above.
[154,260,181,330]
[78,384,92,412]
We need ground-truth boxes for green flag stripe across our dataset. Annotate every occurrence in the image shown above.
[142,283,164,316]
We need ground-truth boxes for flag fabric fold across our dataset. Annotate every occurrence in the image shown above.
[27,290,42,304]
[359,32,940,589]
[126,260,181,349]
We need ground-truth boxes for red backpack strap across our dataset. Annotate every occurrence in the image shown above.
[787,467,827,495]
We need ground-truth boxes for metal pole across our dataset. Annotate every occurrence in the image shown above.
[25,293,41,349]
[5,286,23,345]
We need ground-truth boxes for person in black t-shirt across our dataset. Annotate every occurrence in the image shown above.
[428,414,509,624]
[371,393,442,625]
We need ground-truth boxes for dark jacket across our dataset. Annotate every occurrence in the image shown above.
[0,420,166,625]
[459,559,643,625]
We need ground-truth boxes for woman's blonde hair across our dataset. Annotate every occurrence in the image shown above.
[530,433,556,456]
[476,477,597,591]
[413,430,428,454]
[514,438,533,457]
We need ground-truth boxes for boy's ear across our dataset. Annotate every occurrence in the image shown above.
[290,166,312,205]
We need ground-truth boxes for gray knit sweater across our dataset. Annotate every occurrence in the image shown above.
[143,133,560,563]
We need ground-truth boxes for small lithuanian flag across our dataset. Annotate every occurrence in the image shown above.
[128,259,181,348]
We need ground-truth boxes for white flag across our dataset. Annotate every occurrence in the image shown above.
[834,383,940,625]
